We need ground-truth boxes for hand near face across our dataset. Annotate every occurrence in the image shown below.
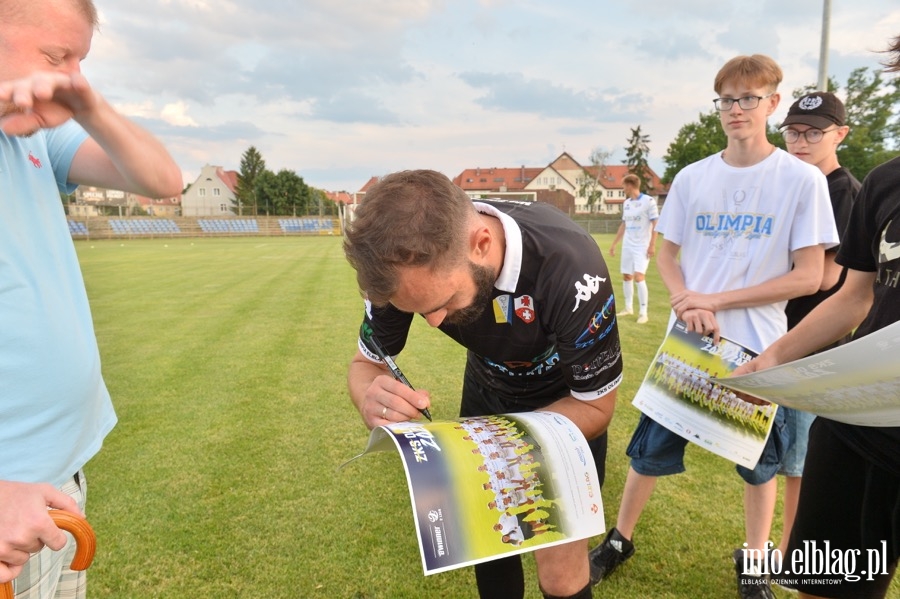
[0,71,98,136]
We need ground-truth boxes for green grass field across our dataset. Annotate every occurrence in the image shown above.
[73,236,894,598]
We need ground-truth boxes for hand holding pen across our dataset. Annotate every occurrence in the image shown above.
[366,332,433,422]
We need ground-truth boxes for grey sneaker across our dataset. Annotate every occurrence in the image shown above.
[589,527,634,584]
[733,549,775,599]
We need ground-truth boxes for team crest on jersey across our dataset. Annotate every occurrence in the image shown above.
[514,295,535,323]
[493,295,512,324]
[494,294,536,324]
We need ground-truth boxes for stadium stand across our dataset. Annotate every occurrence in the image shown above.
[67,220,89,236]
[278,218,332,233]
[63,217,340,239]
[109,219,180,235]
[197,219,259,234]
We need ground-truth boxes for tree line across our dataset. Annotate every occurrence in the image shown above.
[661,66,900,184]
[232,147,339,217]
[230,65,898,215]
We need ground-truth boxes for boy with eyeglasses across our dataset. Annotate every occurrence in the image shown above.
[588,55,838,599]
[733,36,900,599]
[771,91,861,565]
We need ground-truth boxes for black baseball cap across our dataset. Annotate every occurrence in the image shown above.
[780,92,846,129]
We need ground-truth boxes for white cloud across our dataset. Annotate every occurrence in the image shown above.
[161,101,199,127]
[80,0,900,191]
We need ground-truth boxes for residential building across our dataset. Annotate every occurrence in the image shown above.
[181,164,239,217]
[68,186,179,217]
[453,152,666,214]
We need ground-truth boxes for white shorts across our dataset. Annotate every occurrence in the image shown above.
[620,246,650,275]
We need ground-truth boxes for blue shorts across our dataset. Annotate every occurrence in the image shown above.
[627,407,788,485]
[778,408,814,477]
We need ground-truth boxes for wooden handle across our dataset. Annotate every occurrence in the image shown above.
[0,511,95,599]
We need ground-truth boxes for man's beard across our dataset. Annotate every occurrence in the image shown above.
[443,262,496,326]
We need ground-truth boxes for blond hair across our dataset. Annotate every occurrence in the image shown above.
[714,54,782,94]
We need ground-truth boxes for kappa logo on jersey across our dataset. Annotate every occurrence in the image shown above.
[514,295,535,323]
[572,273,607,312]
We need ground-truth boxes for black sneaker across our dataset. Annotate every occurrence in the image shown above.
[589,527,634,584]
[733,549,775,599]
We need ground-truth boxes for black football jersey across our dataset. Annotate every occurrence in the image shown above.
[358,199,623,406]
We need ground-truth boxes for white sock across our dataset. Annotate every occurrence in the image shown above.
[637,280,648,315]
[622,280,634,312]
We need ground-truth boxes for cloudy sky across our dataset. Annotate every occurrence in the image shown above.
[84,1,900,192]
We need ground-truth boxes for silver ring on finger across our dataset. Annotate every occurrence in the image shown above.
[382,406,388,419]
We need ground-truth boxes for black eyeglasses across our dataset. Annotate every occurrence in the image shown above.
[781,128,836,144]
[712,93,774,111]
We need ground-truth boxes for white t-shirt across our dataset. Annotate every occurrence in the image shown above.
[621,192,659,249]
[656,148,838,353]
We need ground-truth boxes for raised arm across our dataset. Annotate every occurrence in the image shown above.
[0,71,182,198]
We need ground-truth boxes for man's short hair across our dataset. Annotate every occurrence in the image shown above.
[714,54,783,95]
[2,0,98,28]
[622,174,641,188]
[343,169,474,305]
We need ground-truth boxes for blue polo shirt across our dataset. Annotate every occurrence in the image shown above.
[0,121,117,488]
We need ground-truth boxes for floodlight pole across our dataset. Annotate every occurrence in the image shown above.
[817,0,832,91]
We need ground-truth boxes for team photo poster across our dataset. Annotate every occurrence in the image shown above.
[632,320,772,469]
[344,411,605,575]
[634,319,900,469]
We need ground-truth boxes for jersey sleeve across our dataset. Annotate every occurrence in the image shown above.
[656,171,688,245]
[542,239,623,400]
[790,168,839,252]
[357,300,415,363]
[836,169,879,273]
[646,194,660,221]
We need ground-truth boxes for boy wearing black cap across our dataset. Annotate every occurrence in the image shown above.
[734,35,900,598]
[588,55,839,599]
[767,91,861,567]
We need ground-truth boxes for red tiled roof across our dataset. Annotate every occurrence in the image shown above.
[215,167,239,193]
[326,191,354,205]
[359,176,380,193]
[452,167,543,192]
[584,164,665,192]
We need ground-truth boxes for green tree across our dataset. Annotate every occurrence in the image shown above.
[255,169,308,216]
[791,67,900,179]
[235,146,266,216]
[661,111,727,184]
[577,147,611,211]
[833,67,898,179]
[623,125,655,192]
[309,187,337,216]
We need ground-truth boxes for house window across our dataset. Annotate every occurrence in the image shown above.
[213,188,221,196]
[198,188,206,196]
[219,203,228,212]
